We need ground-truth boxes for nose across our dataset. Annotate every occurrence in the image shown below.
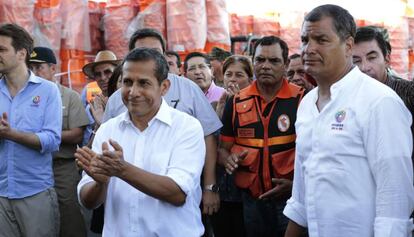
[302,40,316,55]
[129,84,142,97]
[292,72,304,82]
[261,59,272,70]
[358,60,371,74]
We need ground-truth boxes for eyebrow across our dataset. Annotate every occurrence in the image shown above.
[366,51,379,56]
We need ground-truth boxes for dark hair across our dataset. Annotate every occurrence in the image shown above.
[165,50,182,67]
[355,26,391,57]
[183,52,210,72]
[288,53,301,60]
[252,36,289,64]
[0,23,34,65]
[222,55,253,79]
[128,28,166,53]
[305,4,356,41]
[123,48,169,84]
[107,64,122,96]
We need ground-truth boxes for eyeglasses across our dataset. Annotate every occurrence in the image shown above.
[93,69,113,78]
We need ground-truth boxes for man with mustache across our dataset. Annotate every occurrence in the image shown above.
[219,36,304,237]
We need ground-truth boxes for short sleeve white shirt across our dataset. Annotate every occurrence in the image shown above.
[284,67,414,237]
[78,99,206,237]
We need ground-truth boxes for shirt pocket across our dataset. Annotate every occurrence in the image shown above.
[236,99,259,127]
[18,105,44,132]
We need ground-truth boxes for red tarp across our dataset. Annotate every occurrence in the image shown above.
[167,0,207,53]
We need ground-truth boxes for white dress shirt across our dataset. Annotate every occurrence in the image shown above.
[78,99,206,237]
[284,67,414,237]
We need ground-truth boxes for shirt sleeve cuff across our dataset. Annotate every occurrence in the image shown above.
[77,171,95,208]
[283,197,308,227]
[166,168,195,195]
[35,132,59,154]
[374,217,414,237]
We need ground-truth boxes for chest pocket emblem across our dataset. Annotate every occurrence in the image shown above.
[277,114,290,132]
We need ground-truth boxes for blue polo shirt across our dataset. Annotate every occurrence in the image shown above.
[0,73,62,199]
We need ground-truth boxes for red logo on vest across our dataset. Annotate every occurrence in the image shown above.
[277,114,290,132]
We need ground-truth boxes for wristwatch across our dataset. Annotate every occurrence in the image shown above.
[204,184,220,193]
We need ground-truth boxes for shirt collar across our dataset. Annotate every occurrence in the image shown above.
[242,78,294,99]
[120,98,173,129]
[28,71,42,84]
[205,80,217,96]
[329,66,359,98]
[0,71,41,94]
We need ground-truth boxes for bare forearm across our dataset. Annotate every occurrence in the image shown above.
[80,181,108,209]
[3,129,41,150]
[284,220,306,237]
[203,135,217,185]
[120,163,186,206]
[61,127,84,144]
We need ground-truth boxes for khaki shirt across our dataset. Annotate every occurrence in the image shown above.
[53,84,90,159]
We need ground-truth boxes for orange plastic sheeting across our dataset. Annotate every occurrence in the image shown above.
[167,0,207,53]
[34,4,62,51]
[127,0,166,40]
[238,15,254,36]
[104,5,138,58]
[35,0,60,7]
[253,16,279,37]
[0,0,35,33]
[60,49,87,92]
[88,1,105,54]
[205,0,231,52]
[390,48,409,78]
[388,20,409,49]
[408,17,414,79]
[280,28,301,55]
[230,14,241,36]
[106,0,136,7]
[136,0,156,11]
[60,0,91,51]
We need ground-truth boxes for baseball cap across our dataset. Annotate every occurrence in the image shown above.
[30,47,57,64]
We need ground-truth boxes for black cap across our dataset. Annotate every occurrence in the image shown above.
[209,47,232,62]
[30,47,57,64]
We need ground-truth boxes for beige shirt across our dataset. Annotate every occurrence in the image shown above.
[53,84,89,159]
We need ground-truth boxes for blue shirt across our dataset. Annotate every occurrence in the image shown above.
[0,73,62,199]
[103,73,222,136]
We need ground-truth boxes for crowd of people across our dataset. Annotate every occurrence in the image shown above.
[0,4,413,237]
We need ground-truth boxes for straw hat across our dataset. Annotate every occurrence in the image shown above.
[82,50,122,78]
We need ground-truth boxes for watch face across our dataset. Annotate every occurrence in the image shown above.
[211,184,219,193]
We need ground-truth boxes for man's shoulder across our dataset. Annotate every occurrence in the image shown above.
[168,105,203,129]
[167,73,201,92]
[60,85,80,97]
[99,111,126,132]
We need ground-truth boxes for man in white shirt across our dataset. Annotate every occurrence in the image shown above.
[76,48,206,236]
[283,4,414,237]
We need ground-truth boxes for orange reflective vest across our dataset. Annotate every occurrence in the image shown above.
[226,81,303,198]
[85,81,102,104]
